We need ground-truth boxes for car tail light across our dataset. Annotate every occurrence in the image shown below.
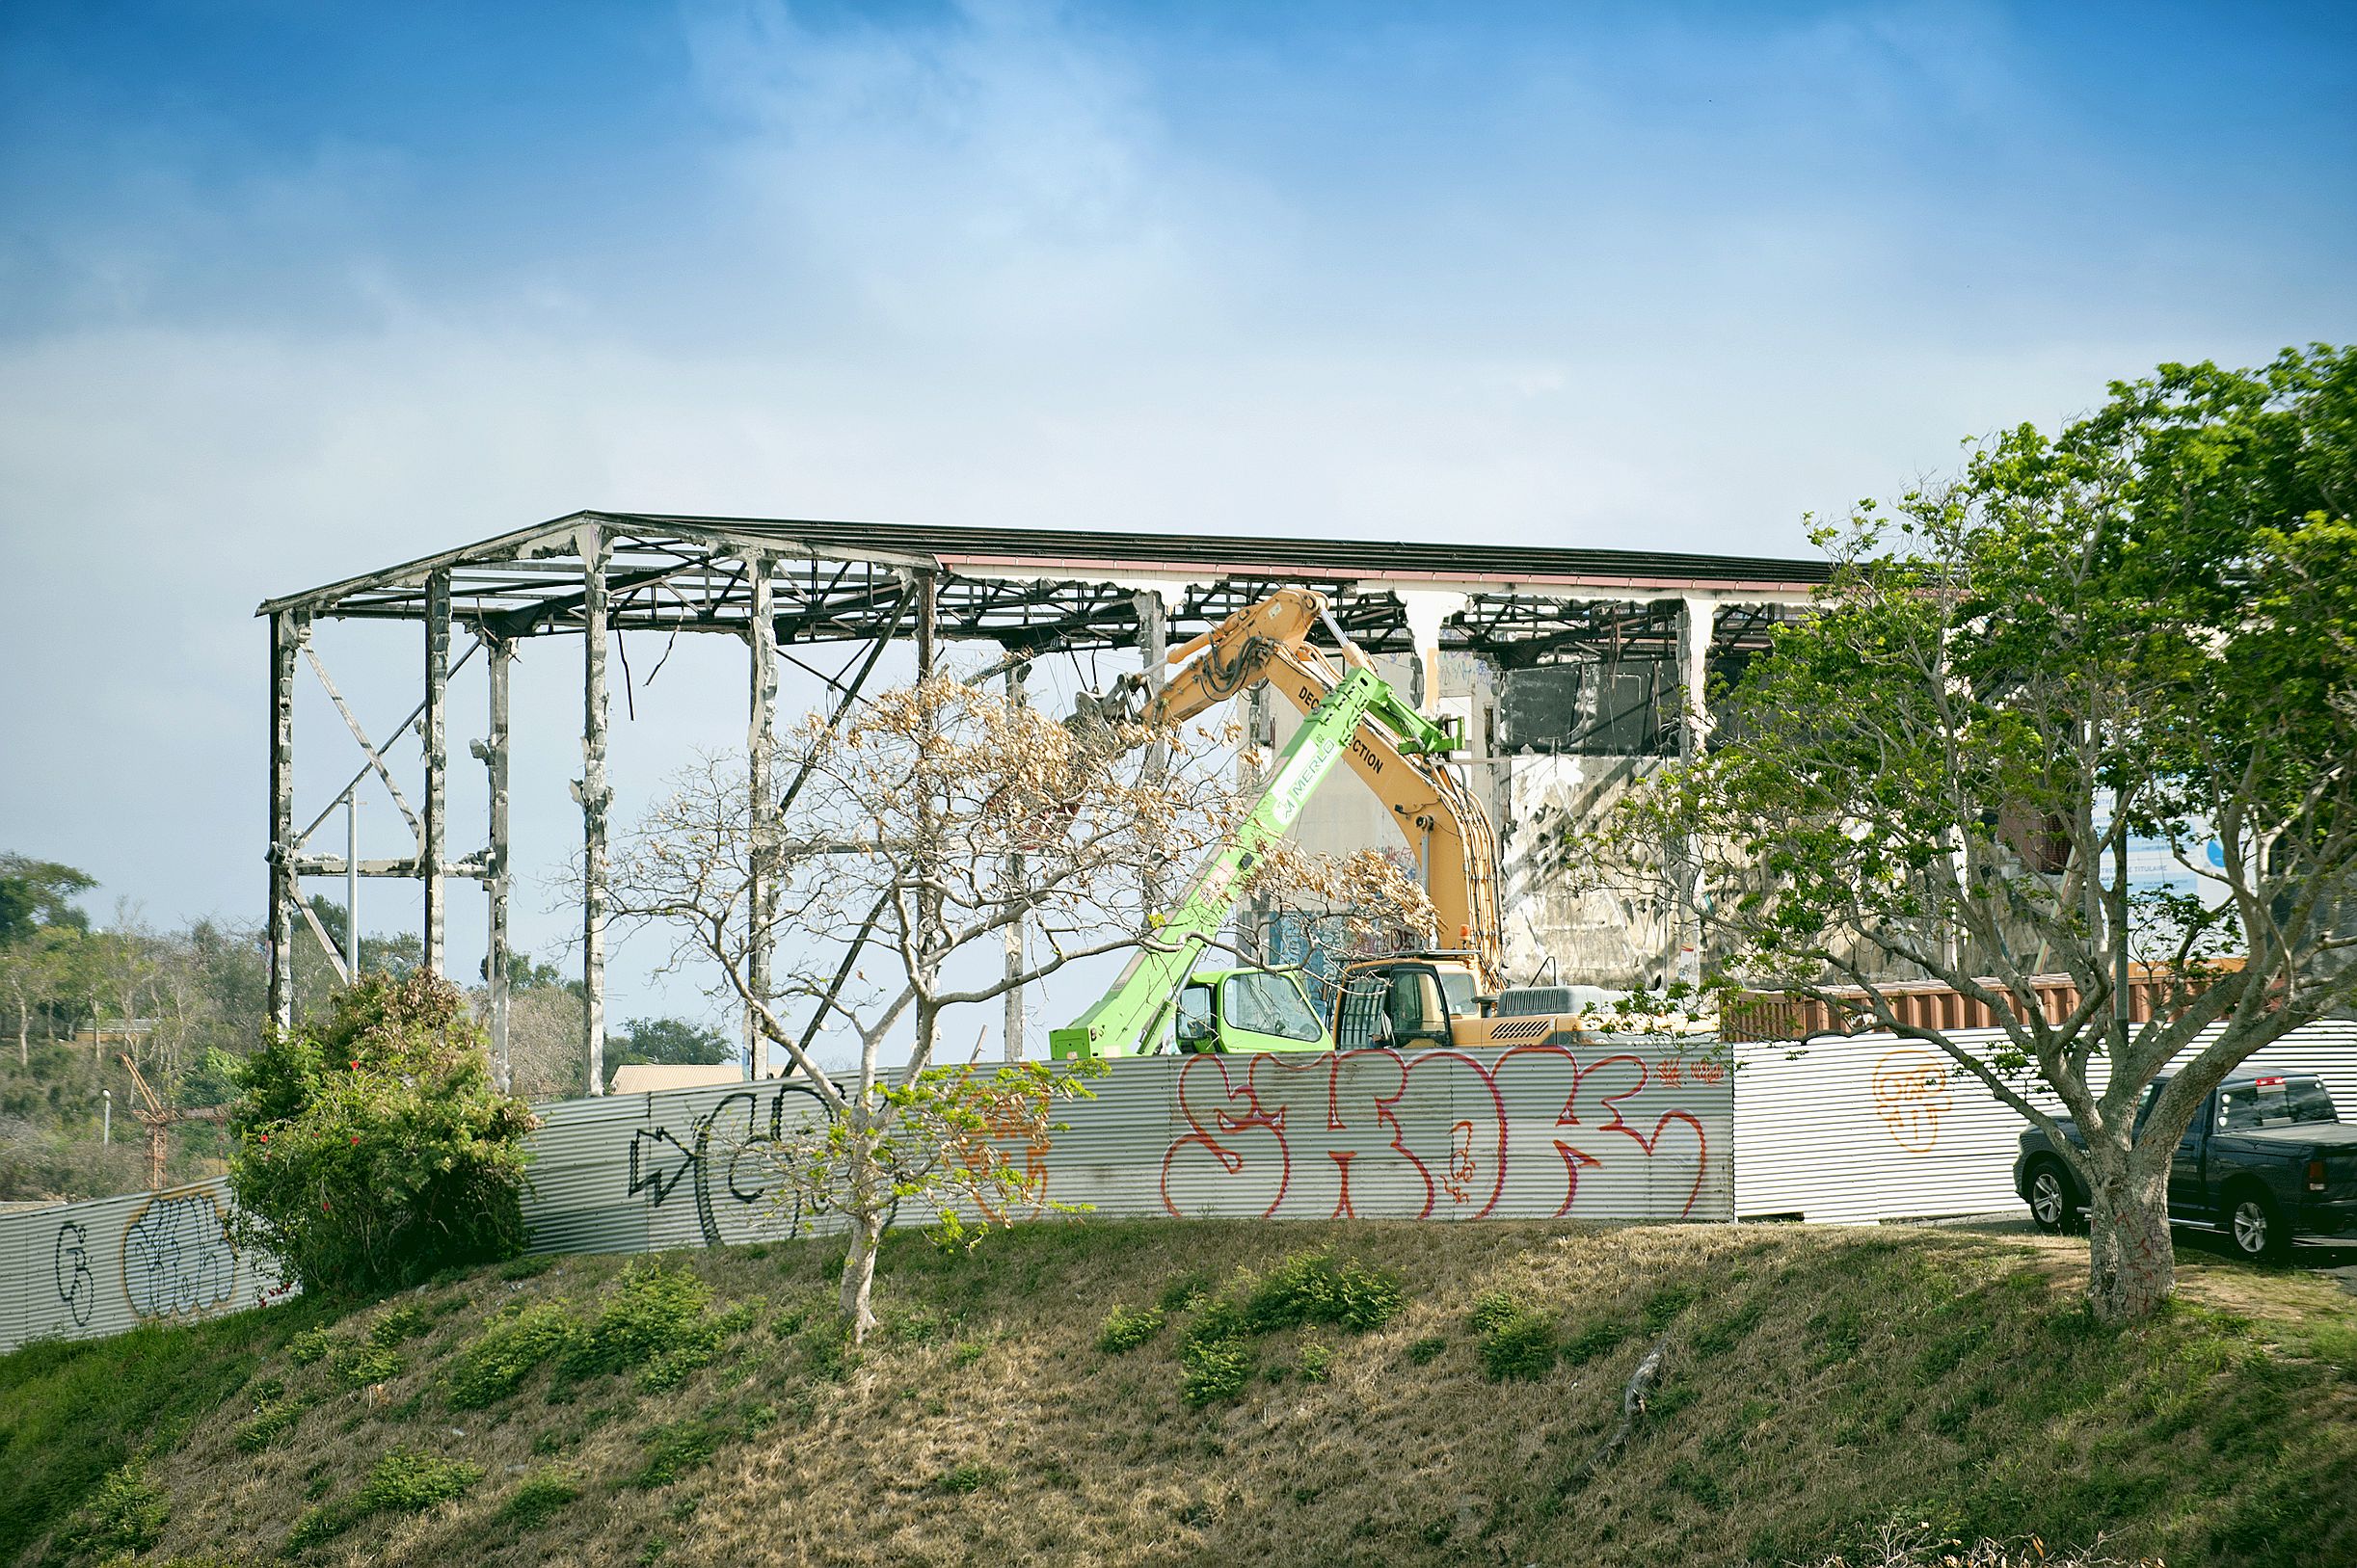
[2256,1076,2285,1088]
[2311,1158,2328,1193]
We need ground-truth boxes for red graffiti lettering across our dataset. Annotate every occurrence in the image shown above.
[1161,1047,1713,1222]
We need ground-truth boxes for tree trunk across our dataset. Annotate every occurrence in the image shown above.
[2084,1156,2174,1323]
[838,1196,882,1345]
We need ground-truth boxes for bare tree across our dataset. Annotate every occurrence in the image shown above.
[611,671,1260,1340]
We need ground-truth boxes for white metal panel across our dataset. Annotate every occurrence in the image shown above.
[1733,1020,2357,1223]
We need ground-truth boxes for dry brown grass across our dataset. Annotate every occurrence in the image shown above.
[26,1219,2357,1568]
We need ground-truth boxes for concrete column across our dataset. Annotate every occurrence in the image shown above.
[1679,595,1715,759]
[746,554,779,1078]
[266,611,303,1033]
[1134,590,1168,920]
[1671,597,1715,989]
[484,636,513,1094]
[1002,658,1028,1062]
[422,569,451,976]
[579,532,612,1096]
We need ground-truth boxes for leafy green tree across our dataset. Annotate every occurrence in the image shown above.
[225,971,537,1295]
[606,1016,734,1073]
[0,855,94,946]
[1594,347,2357,1322]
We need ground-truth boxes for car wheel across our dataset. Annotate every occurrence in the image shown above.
[2226,1187,2290,1264]
[2027,1162,2074,1234]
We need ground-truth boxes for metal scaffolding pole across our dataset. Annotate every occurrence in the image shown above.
[422,569,451,976]
[266,610,303,1033]
[579,531,611,1097]
[1003,657,1028,1062]
[746,553,779,1079]
[482,634,514,1093]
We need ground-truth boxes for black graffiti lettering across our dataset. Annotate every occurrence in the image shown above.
[629,1084,836,1245]
[53,1220,94,1327]
[121,1192,237,1321]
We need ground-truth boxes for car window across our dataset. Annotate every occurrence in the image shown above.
[1438,970,1479,1014]
[2218,1077,2338,1130]
[1220,971,1325,1043]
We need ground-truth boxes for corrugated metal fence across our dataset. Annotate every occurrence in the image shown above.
[521,1044,1735,1254]
[11,1023,2354,1352]
[0,1177,293,1353]
[1733,1020,2357,1222]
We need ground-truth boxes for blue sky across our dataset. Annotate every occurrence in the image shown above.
[2,1,2351,1037]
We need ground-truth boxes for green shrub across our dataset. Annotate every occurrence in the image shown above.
[367,1305,434,1347]
[1179,1295,1247,1354]
[1406,1337,1449,1366]
[1298,1342,1333,1383]
[446,1302,576,1409]
[1180,1338,1252,1407]
[631,1420,723,1489]
[1239,1253,1406,1335]
[356,1448,483,1513]
[1468,1290,1520,1336]
[1097,1305,1166,1353]
[286,1327,338,1367]
[226,972,537,1296]
[561,1262,719,1380]
[638,1303,757,1394]
[496,1469,579,1531]
[1158,1271,1216,1314]
[52,1460,169,1559]
[1479,1310,1559,1382]
[285,1448,482,1551]
[937,1461,1005,1494]
[1641,1285,1698,1335]
[1562,1319,1634,1366]
[235,1392,315,1452]
[333,1342,406,1389]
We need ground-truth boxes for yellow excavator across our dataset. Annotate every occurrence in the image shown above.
[1051,587,1596,1058]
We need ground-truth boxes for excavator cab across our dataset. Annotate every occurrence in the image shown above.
[1170,967,1333,1054]
[1333,956,1478,1050]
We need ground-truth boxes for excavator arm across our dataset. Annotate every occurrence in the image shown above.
[1047,666,1394,1058]
[1140,589,1503,993]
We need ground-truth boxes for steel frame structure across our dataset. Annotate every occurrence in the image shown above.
[257,513,1828,1089]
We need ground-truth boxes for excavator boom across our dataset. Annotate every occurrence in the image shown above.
[1130,588,1503,993]
[1048,668,1393,1058]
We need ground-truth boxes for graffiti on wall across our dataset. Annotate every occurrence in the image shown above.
[53,1219,94,1327]
[628,1082,835,1245]
[1870,1049,1955,1154]
[120,1189,239,1322]
[1160,1046,1711,1220]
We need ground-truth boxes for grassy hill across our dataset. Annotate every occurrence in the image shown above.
[5,1220,2353,1567]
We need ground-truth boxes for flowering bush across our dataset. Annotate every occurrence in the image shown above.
[226,972,535,1296]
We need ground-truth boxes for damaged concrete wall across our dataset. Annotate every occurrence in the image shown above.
[1496,752,1675,988]
[1259,647,1682,989]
